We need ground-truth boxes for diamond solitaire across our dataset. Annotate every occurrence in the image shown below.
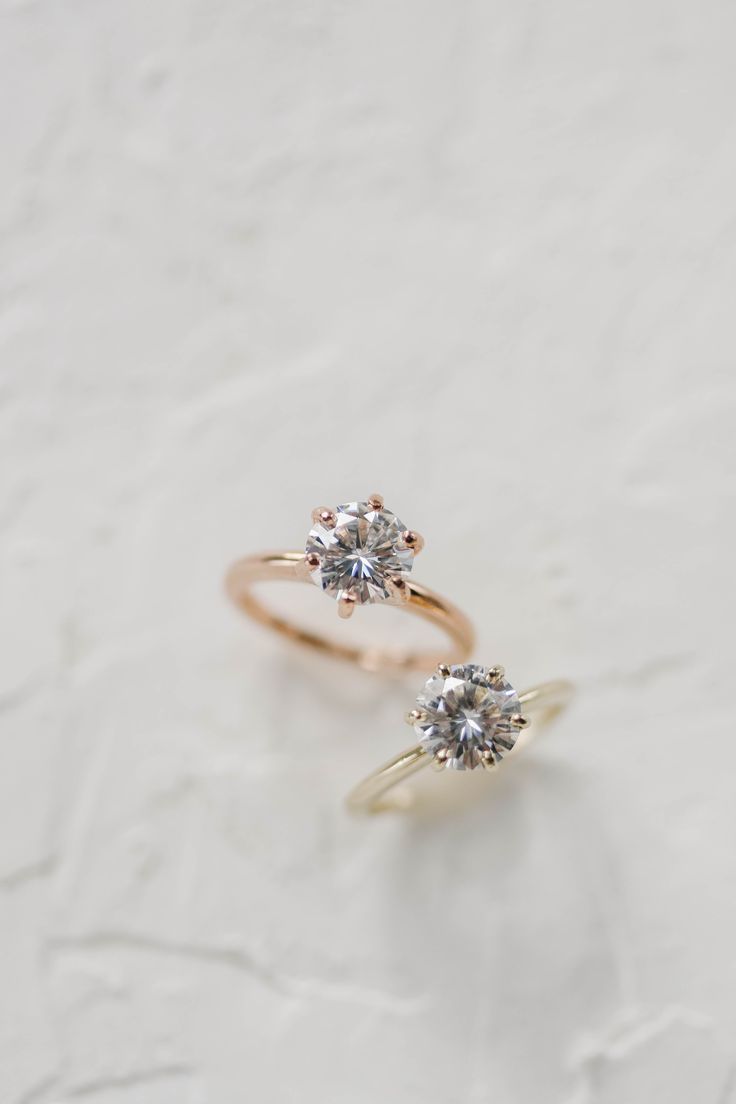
[410,663,528,770]
[305,495,423,615]
[225,493,475,673]
[347,668,570,813]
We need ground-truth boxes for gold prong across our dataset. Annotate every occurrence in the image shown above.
[337,594,356,619]
[480,749,497,770]
[510,713,529,728]
[487,665,505,682]
[401,529,424,554]
[312,507,337,528]
[437,662,451,677]
[368,493,384,510]
[305,551,321,569]
[432,748,450,771]
[405,709,426,726]
[386,577,410,603]
[294,555,313,580]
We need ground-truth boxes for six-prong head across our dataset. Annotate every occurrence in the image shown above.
[305,497,417,606]
[412,663,525,771]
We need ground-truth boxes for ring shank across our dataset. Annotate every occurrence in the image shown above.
[225,552,475,674]
[346,680,573,813]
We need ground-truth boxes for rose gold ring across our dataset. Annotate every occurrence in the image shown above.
[225,494,475,674]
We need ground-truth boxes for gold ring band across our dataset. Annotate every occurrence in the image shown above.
[347,674,573,813]
[225,550,475,674]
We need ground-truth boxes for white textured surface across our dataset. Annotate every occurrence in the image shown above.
[1,2,735,1101]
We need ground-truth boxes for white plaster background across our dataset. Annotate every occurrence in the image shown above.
[1,1,735,1102]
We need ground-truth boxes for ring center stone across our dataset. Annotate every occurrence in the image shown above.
[414,664,522,770]
[306,500,413,604]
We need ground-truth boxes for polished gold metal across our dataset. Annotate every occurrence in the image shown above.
[346,679,572,814]
[401,529,425,553]
[225,551,475,675]
[311,507,337,528]
[337,594,356,619]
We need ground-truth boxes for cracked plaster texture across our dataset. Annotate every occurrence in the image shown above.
[1,1,735,1102]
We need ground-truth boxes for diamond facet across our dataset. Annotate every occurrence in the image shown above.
[413,664,523,770]
[306,500,414,604]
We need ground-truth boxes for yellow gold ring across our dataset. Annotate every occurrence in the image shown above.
[347,663,573,813]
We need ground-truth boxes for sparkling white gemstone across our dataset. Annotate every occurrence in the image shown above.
[306,500,414,604]
[414,664,523,770]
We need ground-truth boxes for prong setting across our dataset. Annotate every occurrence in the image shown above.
[337,594,356,619]
[401,529,425,554]
[305,499,414,605]
[311,507,337,529]
[414,662,525,771]
[386,576,410,603]
[432,747,450,771]
[405,708,427,726]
